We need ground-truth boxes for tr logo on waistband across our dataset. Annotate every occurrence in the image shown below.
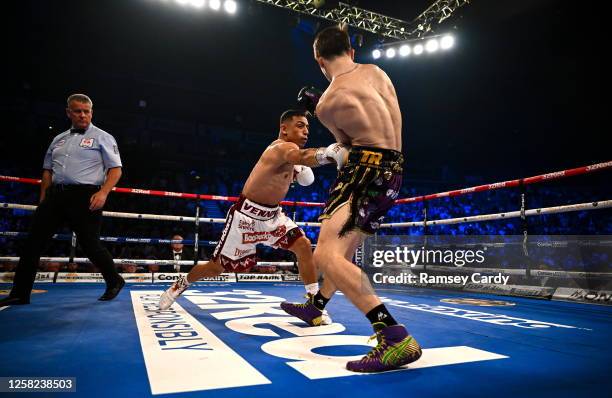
[360,150,382,165]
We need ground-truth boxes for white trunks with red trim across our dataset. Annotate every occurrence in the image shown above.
[213,195,304,272]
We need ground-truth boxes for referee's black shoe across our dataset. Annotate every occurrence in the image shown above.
[98,276,125,301]
[0,296,30,307]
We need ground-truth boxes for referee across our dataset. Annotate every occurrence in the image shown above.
[0,94,125,307]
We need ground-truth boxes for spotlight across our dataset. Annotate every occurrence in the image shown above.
[209,0,220,10]
[176,0,189,5]
[190,0,205,7]
[413,44,424,55]
[440,35,455,50]
[372,49,382,59]
[399,45,411,57]
[224,0,237,14]
[425,39,439,53]
[385,48,396,58]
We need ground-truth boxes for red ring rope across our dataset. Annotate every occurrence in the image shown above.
[1,160,610,207]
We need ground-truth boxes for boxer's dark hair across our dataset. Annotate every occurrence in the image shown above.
[314,25,351,59]
[280,109,307,124]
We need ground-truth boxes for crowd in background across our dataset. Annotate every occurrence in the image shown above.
[1,165,610,274]
[2,97,609,275]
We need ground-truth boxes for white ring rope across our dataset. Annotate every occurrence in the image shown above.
[0,203,322,227]
[2,200,610,229]
[0,257,295,266]
[380,200,612,228]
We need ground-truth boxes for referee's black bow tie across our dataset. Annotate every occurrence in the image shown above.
[71,128,86,134]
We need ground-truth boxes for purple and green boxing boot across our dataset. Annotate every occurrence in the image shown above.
[346,322,422,372]
[280,293,332,326]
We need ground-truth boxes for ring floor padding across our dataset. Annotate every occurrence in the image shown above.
[1,283,610,397]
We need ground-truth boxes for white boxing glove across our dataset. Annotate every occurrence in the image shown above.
[314,147,333,166]
[315,143,350,170]
[294,165,315,186]
[324,143,350,170]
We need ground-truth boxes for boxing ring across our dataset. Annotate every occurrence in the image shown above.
[1,161,611,397]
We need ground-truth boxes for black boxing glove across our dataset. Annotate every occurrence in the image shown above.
[297,86,323,117]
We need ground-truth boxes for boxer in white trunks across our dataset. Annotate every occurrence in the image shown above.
[159,109,347,323]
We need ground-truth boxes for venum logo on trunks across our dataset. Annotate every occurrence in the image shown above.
[242,226,287,244]
[243,203,278,218]
[238,219,255,231]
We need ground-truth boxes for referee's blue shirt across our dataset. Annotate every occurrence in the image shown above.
[43,124,122,185]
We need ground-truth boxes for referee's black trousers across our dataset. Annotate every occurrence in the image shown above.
[10,185,122,299]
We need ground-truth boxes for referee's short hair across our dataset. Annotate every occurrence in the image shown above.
[67,93,93,107]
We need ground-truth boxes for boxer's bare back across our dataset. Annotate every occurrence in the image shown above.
[316,64,402,151]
